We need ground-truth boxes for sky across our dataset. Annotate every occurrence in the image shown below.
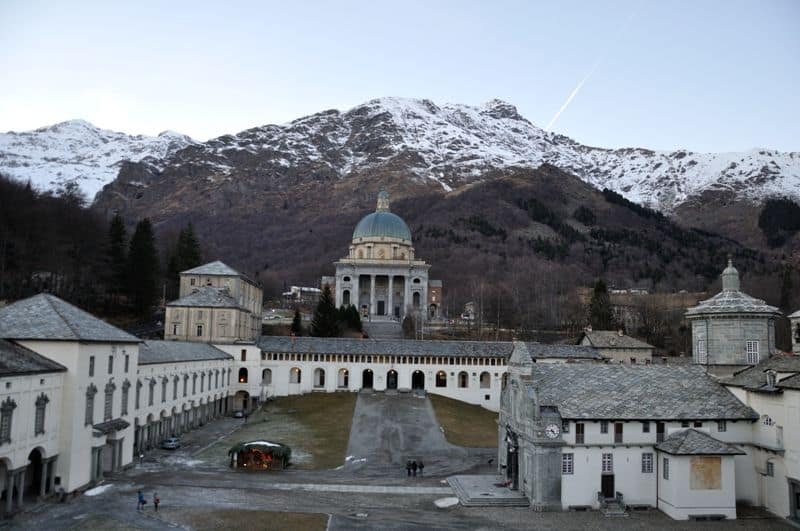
[1,0,798,152]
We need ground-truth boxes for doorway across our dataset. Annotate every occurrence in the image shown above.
[411,370,425,390]
[601,474,615,499]
[377,301,385,316]
[387,370,398,389]
[790,479,800,520]
[362,369,374,389]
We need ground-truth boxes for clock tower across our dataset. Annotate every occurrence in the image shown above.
[527,393,566,511]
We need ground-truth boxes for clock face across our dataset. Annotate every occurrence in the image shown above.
[545,424,561,439]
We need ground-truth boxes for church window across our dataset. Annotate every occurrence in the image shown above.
[121,380,130,416]
[413,278,421,284]
[201,373,205,391]
[601,453,613,473]
[717,420,727,432]
[614,422,623,443]
[697,340,707,364]
[85,384,97,425]
[562,453,574,475]
[172,323,179,335]
[600,421,609,434]
[762,415,775,426]
[263,369,272,385]
[642,453,653,473]
[34,394,48,435]
[663,458,669,480]
[0,397,15,444]
[343,276,350,282]
[746,340,759,364]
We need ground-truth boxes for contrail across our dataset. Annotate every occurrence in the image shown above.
[545,58,601,131]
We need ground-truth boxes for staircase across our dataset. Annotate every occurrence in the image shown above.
[598,492,628,517]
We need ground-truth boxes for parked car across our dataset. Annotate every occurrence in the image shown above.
[233,410,244,418]
[161,437,180,450]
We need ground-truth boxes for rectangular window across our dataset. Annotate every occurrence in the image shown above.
[173,378,178,400]
[575,423,585,444]
[642,453,653,473]
[693,421,703,428]
[172,324,178,335]
[562,420,570,434]
[148,383,154,406]
[717,420,727,432]
[614,422,623,443]
[34,397,47,436]
[104,388,113,421]
[681,421,690,428]
[85,393,94,426]
[657,422,665,443]
[602,453,613,473]
[162,379,167,403]
[121,385,129,416]
[0,406,12,444]
[135,382,141,409]
[124,355,129,373]
[642,421,650,433]
[241,349,247,361]
[766,461,774,477]
[600,420,609,434]
[663,457,669,480]
[108,355,114,374]
[190,278,196,286]
[746,340,759,364]
[562,453,574,475]
[89,356,95,377]
[183,376,188,397]
[196,325,203,337]
[697,339,707,364]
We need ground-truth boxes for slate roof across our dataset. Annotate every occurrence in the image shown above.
[167,287,240,309]
[527,364,757,421]
[655,429,745,456]
[724,354,800,392]
[93,418,130,437]
[258,336,511,358]
[0,339,67,376]
[0,294,139,343]
[182,260,242,276]
[580,331,654,350]
[685,290,781,317]
[524,343,604,360]
[430,280,443,288]
[138,340,233,365]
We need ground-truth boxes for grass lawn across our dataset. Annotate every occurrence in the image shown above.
[159,508,327,531]
[429,394,498,448]
[196,392,357,470]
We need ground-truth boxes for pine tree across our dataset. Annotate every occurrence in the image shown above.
[127,219,160,315]
[291,309,303,336]
[310,285,340,337]
[588,278,617,330]
[108,213,127,295]
[166,223,203,299]
[347,305,363,332]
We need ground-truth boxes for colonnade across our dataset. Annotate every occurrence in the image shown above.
[133,397,228,454]
[1,455,57,517]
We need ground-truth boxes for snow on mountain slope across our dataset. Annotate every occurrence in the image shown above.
[0,120,195,200]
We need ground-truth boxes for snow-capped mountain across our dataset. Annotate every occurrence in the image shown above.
[0,119,195,200]
[3,98,799,210]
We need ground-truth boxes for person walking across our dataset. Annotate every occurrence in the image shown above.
[153,492,160,512]
[411,460,418,477]
[406,460,412,477]
[418,460,424,476]
[137,490,145,511]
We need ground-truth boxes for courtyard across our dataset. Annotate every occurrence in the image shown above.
[7,392,791,531]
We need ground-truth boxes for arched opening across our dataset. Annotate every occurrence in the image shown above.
[362,369,374,389]
[458,371,468,388]
[234,390,250,412]
[480,371,491,389]
[338,368,349,389]
[387,370,398,390]
[0,457,11,509]
[412,370,425,390]
[289,367,301,384]
[262,368,272,385]
[25,448,44,499]
[238,367,248,383]
[314,368,326,388]
[342,290,350,306]
[429,304,438,319]
[413,292,421,308]
[435,371,447,388]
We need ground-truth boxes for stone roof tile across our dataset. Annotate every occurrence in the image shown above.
[723,354,800,390]
[138,340,234,365]
[0,339,67,376]
[167,287,240,309]
[581,331,653,349]
[655,429,745,455]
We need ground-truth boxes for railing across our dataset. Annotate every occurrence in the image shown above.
[614,433,623,443]
[576,433,585,444]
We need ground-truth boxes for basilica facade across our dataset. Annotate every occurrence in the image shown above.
[322,191,442,321]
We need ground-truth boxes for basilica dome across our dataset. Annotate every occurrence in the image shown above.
[351,190,412,242]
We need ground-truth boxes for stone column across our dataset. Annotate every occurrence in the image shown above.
[39,459,48,498]
[5,469,17,513]
[47,459,56,494]
[404,276,412,318]
[369,275,376,318]
[388,276,394,319]
[15,469,25,509]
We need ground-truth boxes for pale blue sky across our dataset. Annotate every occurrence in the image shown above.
[1,0,798,152]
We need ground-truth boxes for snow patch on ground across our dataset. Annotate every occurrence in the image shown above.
[84,484,113,496]
[434,497,460,508]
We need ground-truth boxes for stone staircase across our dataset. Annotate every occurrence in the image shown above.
[598,492,629,517]
[448,475,530,507]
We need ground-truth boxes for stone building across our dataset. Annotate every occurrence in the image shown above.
[577,329,654,364]
[790,309,800,355]
[324,191,442,322]
[165,261,263,343]
[498,342,759,519]
[686,259,782,377]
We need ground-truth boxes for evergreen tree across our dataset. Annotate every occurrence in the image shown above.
[588,278,617,330]
[108,213,127,294]
[347,305,363,332]
[291,308,303,336]
[310,285,339,337]
[127,219,160,315]
[779,263,794,313]
[166,223,203,299]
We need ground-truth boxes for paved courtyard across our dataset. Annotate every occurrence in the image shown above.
[7,392,793,530]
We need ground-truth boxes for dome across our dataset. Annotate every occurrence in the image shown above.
[353,211,412,242]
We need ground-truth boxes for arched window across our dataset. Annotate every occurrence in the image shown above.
[343,276,351,282]
[458,371,468,388]
[479,371,491,389]
[239,368,248,383]
[413,292,421,308]
[338,368,349,388]
[262,368,272,385]
[435,371,447,388]
[413,278,421,284]
[314,368,326,388]
[343,290,351,306]
[290,367,302,384]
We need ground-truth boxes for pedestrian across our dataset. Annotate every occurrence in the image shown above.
[418,460,424,476]
[153,492,160,512]
[137,490,145,511]
[411,460,418,477]
[406,460,412,477]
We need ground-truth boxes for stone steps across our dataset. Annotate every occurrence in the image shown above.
[448,475,530,508]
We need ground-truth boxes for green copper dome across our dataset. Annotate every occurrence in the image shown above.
[352,211,412,242]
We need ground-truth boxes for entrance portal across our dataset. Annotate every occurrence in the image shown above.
[601,474,615,499]
[411,370,425,390]
[377,301,385,315]
[362,369,374,389]
[25,449,43,499]
[387,370,398,389]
